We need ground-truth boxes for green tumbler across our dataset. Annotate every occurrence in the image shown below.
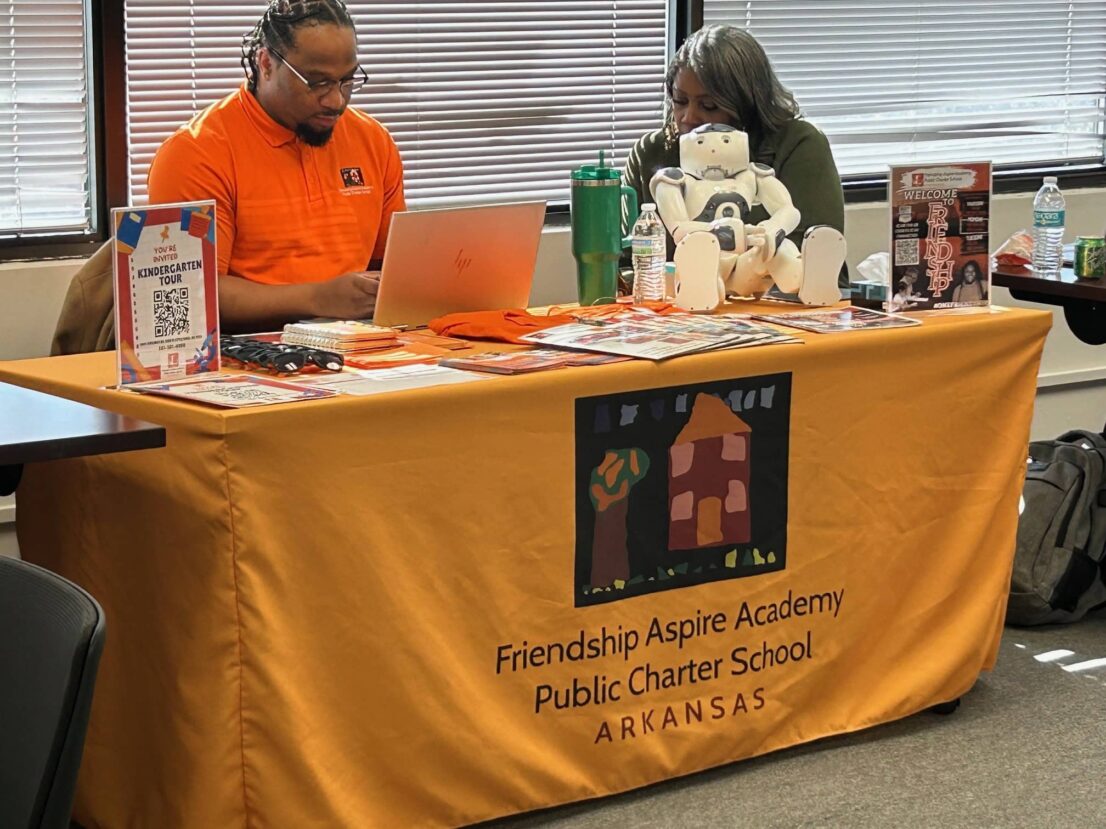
[570,156,637,306]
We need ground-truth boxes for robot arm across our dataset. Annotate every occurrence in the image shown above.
[649,167,708,243]
[748,164,800,261]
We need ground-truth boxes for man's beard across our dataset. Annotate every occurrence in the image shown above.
[296,122,335,147]
[295,111,344,147]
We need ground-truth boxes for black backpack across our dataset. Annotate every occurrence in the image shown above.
[1007,427,1106,626]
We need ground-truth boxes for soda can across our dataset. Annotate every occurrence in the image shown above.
[1073,236,1106,279]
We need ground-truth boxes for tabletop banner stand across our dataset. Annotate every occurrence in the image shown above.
[111,201,220,386]
[888,162,992,314]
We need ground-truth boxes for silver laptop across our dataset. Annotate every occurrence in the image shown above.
[372,201,546,329]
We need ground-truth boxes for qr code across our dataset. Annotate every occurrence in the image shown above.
[894,239,919,266]
[153,287,190,338]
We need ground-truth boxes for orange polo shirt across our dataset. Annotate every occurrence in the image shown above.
[147,83,405,285]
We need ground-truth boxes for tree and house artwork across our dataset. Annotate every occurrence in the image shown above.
[574,373,790,606]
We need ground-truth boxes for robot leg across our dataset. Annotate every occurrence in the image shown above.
[673,231,726,313]
[797,225,847,306]
[764,238,803,295]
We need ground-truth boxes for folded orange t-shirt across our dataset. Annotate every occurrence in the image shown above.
[428,309,577,344]
[428,303,677,344]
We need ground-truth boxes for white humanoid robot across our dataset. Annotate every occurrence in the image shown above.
[649,123,846,311]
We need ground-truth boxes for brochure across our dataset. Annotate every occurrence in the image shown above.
[399,330,471,351]
[439,350,570,375]
[112,201,219,385]
[519,310,798,361]
[557,352,634,367]
[288,363,490,396]
[439,349,630,375]
[128,374,337,408]
[753,307,922,334]
[343,342,449,370]
[888,162,992,312]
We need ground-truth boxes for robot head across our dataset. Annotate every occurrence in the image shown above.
[678,124,749,180]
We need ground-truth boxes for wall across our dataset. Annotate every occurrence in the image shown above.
[0,259,82,557]
[2,187,1105,556]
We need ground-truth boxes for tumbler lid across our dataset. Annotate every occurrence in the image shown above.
[571,149,621,181]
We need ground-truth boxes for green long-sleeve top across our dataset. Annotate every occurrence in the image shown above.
[622,120,849,287]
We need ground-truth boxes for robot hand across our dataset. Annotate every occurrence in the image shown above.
[743,224,776,263]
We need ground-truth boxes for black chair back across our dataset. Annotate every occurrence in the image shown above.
[0,556,105,829]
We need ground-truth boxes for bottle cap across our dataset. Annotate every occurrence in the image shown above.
[1044,176,1058,185]
[641,203,656,211]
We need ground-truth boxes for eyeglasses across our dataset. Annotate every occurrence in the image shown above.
[269,48,367,98]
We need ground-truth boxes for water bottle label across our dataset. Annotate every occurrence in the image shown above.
[632,238,665,256]
[1033,209,1064,228]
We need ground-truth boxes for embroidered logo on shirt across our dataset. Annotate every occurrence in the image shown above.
[341,167,365,188]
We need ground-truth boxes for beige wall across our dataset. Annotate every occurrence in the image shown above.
[0,258,81,363]
[3,187,1105,555]
[0,259,78,556]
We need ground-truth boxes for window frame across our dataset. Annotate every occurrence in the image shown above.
[4,0,1102,261]
[686,0,1106,204]
[0,0,114,262]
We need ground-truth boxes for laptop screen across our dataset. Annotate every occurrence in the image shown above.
[372,201,546,329]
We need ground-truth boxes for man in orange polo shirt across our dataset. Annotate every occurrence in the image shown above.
[147,0,405,330]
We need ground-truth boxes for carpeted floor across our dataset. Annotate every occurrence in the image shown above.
[486,610,1106,829]
[67,614,1106,829]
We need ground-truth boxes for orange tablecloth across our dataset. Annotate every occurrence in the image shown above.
[3,307,1050,828]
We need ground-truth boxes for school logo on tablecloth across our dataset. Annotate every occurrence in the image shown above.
[575,374,790,606]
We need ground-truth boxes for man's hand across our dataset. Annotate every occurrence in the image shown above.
[310,271,381,320]
[217,270,383,333]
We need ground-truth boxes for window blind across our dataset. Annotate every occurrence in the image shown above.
[702,0,1106,178]
[0,0,94,237]
[124,1,668,207]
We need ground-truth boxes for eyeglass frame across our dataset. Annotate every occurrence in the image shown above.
[268,47,367,98]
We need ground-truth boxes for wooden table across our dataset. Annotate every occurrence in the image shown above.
[992,264,1106,344]
[0,381,166,495]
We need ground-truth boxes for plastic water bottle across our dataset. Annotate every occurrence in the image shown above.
[1031,176,1065,277]
[632,203,667,302]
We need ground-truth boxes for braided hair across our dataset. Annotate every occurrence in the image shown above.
[241,0,355,91]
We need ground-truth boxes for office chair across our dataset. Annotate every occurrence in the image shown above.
[0,556,106,829]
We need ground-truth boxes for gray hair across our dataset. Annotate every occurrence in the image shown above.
[663,25,800,150]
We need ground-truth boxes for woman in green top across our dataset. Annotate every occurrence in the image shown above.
[623,24,848,287]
